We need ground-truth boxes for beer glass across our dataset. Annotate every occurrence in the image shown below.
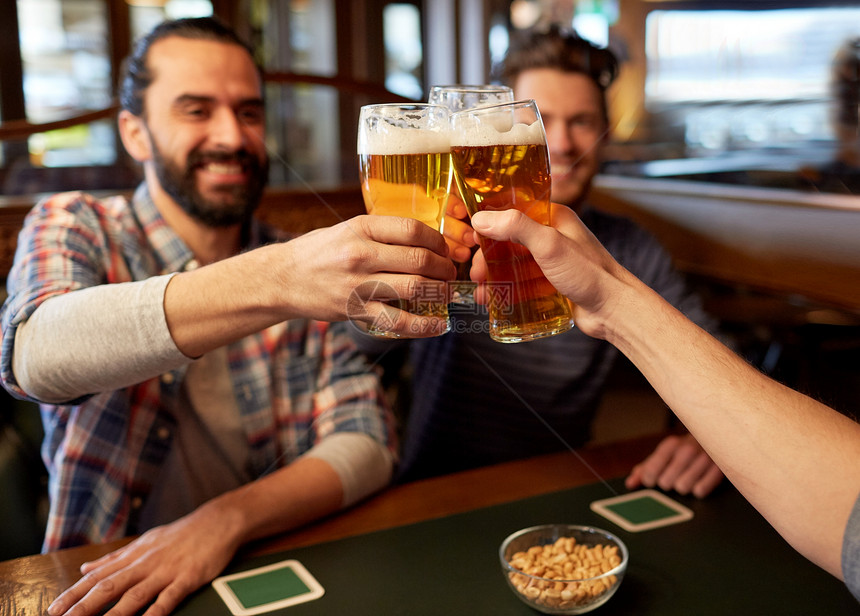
[450,99,574,343]
[428,84,514,112]
[357,103,452,338]
[428,85,514,305]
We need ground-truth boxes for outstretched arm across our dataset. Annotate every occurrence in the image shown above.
[470,205,860,580]
[8,214,455,403]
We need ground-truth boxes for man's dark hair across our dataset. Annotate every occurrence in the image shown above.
[499,25,619,122]
[119,16,258,116]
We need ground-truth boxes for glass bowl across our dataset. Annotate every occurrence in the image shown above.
[499,524,628,614]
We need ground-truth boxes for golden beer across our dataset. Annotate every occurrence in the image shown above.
[358,152,450,229]
[450,102,573,343]
[429,85,515,305]
[357,104,452,337]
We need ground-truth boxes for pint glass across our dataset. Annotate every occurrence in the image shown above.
[428,85,514,305]
[357,103,452,338]
[450,99,574,343]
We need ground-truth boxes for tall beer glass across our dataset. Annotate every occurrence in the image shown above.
[428,84,514,112]
[450,99,574,343]
[357,103,452,338]
[428,85,514,305]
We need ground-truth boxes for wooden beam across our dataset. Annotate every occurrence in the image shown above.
[0,1,25,123]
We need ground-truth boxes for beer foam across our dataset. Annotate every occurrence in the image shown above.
[450,118,544,147]
[358,123,451,155]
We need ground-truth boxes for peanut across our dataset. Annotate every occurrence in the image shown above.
[506,535,622,609]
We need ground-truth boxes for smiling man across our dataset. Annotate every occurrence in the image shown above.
[0,17,454,616]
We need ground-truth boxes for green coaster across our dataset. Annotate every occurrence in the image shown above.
[590,489,694,532]
[213,560,325,615]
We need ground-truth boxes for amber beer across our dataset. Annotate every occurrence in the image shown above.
[428,84,515,305]
[357,104,452,337]
[359,151,450,229]
[451,100,573,343]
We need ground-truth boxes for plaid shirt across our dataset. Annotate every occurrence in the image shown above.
[0,185,394,551]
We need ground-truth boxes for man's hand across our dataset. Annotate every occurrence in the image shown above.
[442,193,477,263]
[470,204,633,341]
[291,215,457,336]
[47,501,243,616]
[625,433,725,498]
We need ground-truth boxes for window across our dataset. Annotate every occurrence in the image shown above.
[253,0,341,186]
[18,0,113,166]
[645,7,860,151]
[130,0,213,42]
[383,4,423,100]
[13,0,213,170]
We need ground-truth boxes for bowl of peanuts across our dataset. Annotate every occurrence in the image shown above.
[499,524,628,614]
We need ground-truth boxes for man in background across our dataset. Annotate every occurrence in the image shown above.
[369,27,727,496]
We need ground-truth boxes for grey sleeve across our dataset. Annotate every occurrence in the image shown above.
[301,431,394,508]
[11,274,191,403]
[841,491,860,603]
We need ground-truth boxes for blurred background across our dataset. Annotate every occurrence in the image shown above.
[4,0,860,193]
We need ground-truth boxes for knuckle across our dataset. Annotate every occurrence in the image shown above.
[145,600,170,616]
[661,435,681,450]
[400,276,418,299]
[125,584,149,602]
[398,216,421,236]
[93,576,116,594]
[675,478,693,494]
[339,243,371,270]
[407,246,431,271]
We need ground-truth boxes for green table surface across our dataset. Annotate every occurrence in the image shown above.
[180,478,858,615]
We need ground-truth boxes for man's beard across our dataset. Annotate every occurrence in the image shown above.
[151,142,269,228]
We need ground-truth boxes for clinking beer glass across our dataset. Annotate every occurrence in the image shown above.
[428,85,514,305]
[450,99,574,343]
[357,103,452,338]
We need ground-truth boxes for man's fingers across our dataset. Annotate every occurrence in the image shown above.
[140,582,190,616]
[627,435,724,499]
[656,442,700,492]
[670,451,716,494]
[446,193,469,219]
[50,557,134,616]
[471,209,546,247]
[443,214,477,263]
[113,575,189,616]
[351,300,449,339]
[692,464,725,499]
[51,570,138,616]
[353,215,450,256]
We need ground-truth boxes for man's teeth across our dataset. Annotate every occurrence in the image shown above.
[205,162,242,174]
[551,163,574,175]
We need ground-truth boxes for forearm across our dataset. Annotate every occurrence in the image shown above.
[606,278,860,578]
[12,276,189,402]
[208,458,345,547]
[164,244,293,358]
[207,433,393,545]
